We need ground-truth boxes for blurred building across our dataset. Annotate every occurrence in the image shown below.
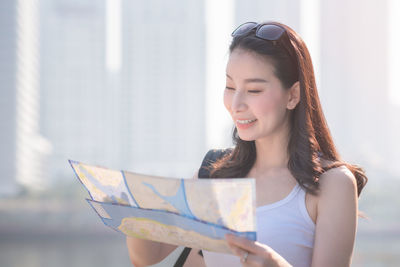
[3,0,399,194]
[0,0,51,194]
[119,0,207,176]
[320,0,400,173]
[39,0,114,183]
[38,0,207,184]
[0,1,19,195]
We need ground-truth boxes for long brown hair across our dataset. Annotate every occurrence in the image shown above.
[210,21,367,197]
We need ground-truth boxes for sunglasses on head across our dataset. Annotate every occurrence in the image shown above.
[231,22,296,63]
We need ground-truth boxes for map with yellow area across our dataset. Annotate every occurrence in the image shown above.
[70,160,256,253]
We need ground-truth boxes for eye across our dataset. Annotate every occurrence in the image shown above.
[225,86,235,90]
[248,90,262,93]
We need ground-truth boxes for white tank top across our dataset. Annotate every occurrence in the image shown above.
[203,183,315,267]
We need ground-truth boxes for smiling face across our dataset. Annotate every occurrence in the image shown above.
[224,48,299,142]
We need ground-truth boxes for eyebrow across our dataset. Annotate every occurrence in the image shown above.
[226,74,268,84]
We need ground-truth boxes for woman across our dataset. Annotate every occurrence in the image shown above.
[127,21,367,267]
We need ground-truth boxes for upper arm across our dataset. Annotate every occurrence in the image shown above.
[125,164,202,266]
[126,237,178,267]
[311,166,358,267]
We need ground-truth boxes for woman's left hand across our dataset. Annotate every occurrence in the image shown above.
[225,234,293,267]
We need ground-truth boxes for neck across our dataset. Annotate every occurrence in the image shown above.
[253,124,290,173]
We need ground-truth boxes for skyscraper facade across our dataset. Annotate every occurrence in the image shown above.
[38,0,207,183]
[39,0,113,182]
[120,0,207,176]
[0,1,18,195]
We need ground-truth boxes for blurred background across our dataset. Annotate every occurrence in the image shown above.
[1,0,399,266]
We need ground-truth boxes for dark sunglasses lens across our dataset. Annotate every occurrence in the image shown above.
[232,22,257,36]
[257,24,285,40]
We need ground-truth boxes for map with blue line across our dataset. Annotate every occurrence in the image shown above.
[69,160,256,253]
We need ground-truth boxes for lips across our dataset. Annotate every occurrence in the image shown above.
[236,118,257,129]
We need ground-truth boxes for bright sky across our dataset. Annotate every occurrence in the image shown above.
[389,0,400,106]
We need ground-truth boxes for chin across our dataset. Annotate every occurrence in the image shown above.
[237,133,256,142]
[237,129,274,142]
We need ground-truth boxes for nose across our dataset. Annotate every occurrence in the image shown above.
[231,90,247,113]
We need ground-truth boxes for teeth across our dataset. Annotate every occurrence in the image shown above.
[237,119,256,124]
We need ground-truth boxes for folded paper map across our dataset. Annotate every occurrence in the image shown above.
[69,160,256,253]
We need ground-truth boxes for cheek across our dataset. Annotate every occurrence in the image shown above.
[223,91,232,113]
[255,93,286,118]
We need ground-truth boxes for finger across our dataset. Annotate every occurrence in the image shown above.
[227,242,243,257]
[225,233,265,254]
[228,244,251,265]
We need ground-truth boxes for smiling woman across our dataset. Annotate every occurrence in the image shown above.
[126,20,368,267]
[198,21,367,267]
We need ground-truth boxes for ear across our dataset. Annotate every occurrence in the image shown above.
[286,81,300,110]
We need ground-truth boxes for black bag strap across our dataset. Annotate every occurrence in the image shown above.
[173,247,192,267]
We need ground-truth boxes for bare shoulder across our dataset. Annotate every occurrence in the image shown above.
[318,160,357,195]
[316,160,358,216]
